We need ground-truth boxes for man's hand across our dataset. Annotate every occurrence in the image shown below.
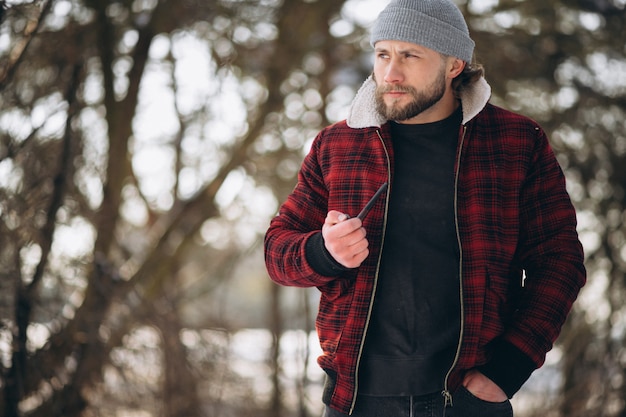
[322,210,369,268]
[462,370,508,402]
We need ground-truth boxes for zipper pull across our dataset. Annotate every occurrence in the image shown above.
[442,390,453,407]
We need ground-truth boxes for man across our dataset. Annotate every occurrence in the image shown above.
[264,0,586,415]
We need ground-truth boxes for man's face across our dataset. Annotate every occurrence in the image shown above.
[373,40,451,124]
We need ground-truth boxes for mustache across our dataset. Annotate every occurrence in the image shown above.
[376,85,416,94]
[372,73,415,94]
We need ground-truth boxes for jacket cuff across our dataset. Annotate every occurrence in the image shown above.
[305,232,351,277]
[476,339,537,398]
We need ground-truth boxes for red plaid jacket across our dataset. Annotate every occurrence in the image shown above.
[264,78,585,414]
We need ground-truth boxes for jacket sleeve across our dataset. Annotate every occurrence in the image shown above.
[264,132,350,288]
[480,126,586,397]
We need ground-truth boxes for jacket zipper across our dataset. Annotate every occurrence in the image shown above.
[442,125,467,410]
[349,130,392,414]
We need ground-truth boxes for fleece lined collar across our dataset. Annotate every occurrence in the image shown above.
[346,74,492,128]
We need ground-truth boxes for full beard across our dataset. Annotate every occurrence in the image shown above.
[374,69,447,122]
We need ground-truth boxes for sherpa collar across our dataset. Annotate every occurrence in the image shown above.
[346,75,492,128]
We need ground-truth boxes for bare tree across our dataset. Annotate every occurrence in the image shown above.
[1,0,356,415]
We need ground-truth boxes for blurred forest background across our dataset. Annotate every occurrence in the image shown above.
[0,0,625,416]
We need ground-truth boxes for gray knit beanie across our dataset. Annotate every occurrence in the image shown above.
[371,0,475,62]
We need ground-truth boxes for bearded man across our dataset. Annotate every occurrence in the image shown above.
[264,0,586,416]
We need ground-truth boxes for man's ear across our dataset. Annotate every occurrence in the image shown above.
[448,58,466,79]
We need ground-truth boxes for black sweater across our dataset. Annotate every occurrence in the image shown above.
[359,108,462,396]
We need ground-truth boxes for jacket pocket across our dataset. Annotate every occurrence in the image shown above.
[480,264,520,341]
[317,278,354,355]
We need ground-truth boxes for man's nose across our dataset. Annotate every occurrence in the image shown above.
[383,59,404,84]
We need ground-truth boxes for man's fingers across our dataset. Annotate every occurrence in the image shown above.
[322,211,368,268]
[325,210,351,225]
